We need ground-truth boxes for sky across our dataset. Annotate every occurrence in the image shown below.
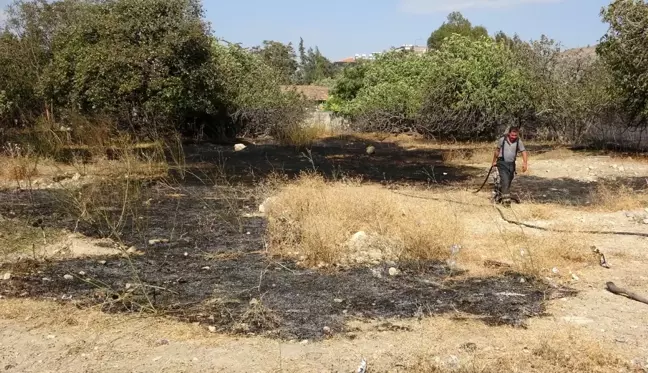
[205,0,612,60]
[0,0,613,61]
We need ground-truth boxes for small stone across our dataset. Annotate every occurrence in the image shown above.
[78,271,86,276]
[334,298,344,303]
[127,246,138,254]
[571,273,580,281]
[234,143,247,152]
[208,326,216,333]
[201,266,210,270]
[300,339,309,345]
[156,339,169,346]
[72,172,81,181]
[249,298,259,306]
[98,260,107,265]
[642,219,648,225]
[618,166,625,172]
[366,145,375,155]
[323,326,331,334]
[63,274,74,280]
[184,252,188,256]
[46,335,56,340]
[2,272,11,281]
[42,277,51,282]
[388,267,399,276]
[125,283,132,289]
[552,267,559,274]
[148,239,169,245]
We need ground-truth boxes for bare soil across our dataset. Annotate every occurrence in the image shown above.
[1,135,648,372]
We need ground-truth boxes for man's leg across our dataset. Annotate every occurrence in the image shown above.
[497,162,514,206]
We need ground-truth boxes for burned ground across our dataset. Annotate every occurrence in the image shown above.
[0,138,582,341]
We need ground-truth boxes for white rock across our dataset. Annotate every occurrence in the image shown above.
[258,197,275,214]
[234,143,247,152]
[2,272,11,281]
[350,231,368,242]
[201,266,210,270]
[148,239,169,245]
[300,339,309,345]
[333,298,344,303]
[208,326,217,333]
[618,166,625,172]
[388,267,399,276]
[98,260,107,265]
[78,271,86,276]
[63,274,74,280]
[366,145,375,155]
[72,173,81,181]
[323,326,331,334]
[571,273,580,281]
[642,219,648,225]
[551,267,559,274]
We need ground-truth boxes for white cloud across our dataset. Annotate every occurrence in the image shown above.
[400,0,564,13]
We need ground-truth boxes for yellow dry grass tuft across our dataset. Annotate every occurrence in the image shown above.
[274,123,331,148]
[589,183,648,212]
[265,173,464,266]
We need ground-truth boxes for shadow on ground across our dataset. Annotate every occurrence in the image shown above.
[178,135,484,186]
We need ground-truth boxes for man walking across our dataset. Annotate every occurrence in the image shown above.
[491,127,528,207]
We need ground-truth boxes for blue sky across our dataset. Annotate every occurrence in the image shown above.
[206,0,612,60]
[0,0,612,61]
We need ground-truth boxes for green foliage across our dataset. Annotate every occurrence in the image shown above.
[251,40,298,84]
[212,41,306,137]
[427,12,489,50]
[598,0,648,125]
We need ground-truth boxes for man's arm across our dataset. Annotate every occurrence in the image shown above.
[518,139,528,172]
[521,151,528,173]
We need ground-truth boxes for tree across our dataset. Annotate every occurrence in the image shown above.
[251,40,298,84]
[597,0,648,126]
[302,47,335,84]
[427,12,488,50]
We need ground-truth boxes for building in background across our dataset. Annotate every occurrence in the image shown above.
[335,44,428,66]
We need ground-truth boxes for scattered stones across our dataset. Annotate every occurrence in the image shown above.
[388,267,400,277]
[63,274,74,281]
[2,272,11,281]
[234,143,247,152]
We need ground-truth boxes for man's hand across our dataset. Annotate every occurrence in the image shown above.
[522,163,528,173]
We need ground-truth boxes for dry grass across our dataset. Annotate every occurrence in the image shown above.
[265,173,464,266]
[465,228,593,278]
[274,123,331,148]
[0,218,65,259]
[264,177,595,277]
[589,183,648,212]
[410,331,631,373]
